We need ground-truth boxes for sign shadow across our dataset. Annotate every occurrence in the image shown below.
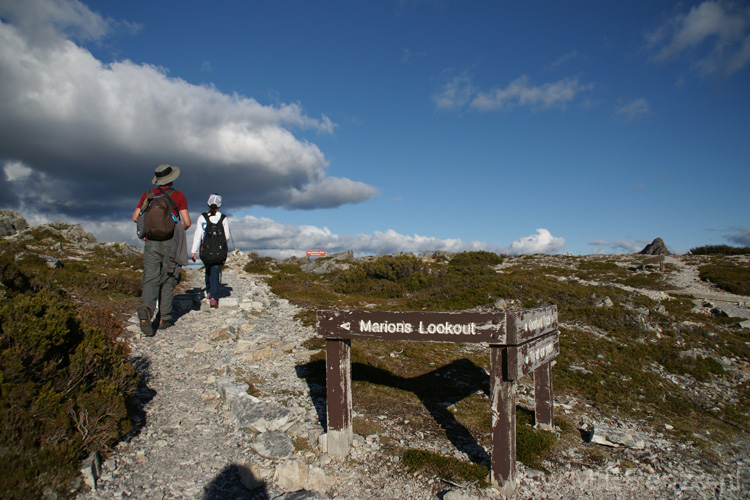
[297,357,492,467]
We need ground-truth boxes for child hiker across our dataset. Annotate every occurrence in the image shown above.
[191,194,232,308]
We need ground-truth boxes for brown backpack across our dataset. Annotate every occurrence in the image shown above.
[136,187,179,241]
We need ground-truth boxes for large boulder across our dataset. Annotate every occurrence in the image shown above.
[0,210,29,237]
[300,250,353,274]
[639,237,670,255]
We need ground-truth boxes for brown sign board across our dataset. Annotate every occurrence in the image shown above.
[505,330,560,381]
[318,305,560,497]
[307,250,327,257]
[506,305,558,345]
[642,255,665,271]
[317,310,507,344]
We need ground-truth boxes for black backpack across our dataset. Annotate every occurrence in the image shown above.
[200,213,228,265]
[136,187,178,241]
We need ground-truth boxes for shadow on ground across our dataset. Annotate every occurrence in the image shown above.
[202,463,271,500]
[126,355,157,439]
[296,357,492,466]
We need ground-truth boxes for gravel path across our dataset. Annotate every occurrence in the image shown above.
[663,255,750,320]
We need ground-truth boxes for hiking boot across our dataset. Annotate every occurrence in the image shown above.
[209,298,218,309]
[159,319,174,330]
[137,305,154,337]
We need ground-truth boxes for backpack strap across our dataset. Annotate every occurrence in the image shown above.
[155,187,180,220]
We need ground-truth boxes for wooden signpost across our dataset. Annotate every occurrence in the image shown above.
[317,305,559,497]
[642,254,665,271]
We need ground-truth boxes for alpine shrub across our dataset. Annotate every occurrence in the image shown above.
[0,290,138,498]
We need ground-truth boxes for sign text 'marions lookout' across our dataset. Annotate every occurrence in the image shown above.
[317,310,507,343]
[317,305,558,345]
[359,319,478,335]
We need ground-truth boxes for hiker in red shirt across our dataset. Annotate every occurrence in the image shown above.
[131,164,191,336]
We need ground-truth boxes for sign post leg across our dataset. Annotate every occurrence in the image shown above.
[326,339,352,457]
[490,346,516,497]
[534,361,554,431]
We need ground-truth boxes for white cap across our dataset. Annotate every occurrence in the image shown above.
[207,194,222,207]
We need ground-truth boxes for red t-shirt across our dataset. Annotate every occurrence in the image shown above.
[137,187,188,218]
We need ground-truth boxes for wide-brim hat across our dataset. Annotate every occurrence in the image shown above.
[152,164,181,185]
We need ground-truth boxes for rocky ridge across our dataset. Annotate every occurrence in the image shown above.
[1,212,747,499]
[79,251,749,500]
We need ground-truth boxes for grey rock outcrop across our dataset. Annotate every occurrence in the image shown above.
[300,250,353,274]
[640,237,670,255]
[0,210,29,236]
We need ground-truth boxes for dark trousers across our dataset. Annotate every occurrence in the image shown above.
[205,264,221,299]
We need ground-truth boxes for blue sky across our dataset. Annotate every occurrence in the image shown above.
[1,0,748,257]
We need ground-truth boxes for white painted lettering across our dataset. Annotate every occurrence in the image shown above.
[524,314,554,332]
[418,322,478,335]
[359,320,413,334]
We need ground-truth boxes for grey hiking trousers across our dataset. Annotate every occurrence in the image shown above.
[142,239,181,322]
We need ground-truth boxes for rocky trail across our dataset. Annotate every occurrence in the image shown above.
[80,255,750,500]
[663,256,750,320]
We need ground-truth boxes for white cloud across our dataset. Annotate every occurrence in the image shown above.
[0,0,376,221]
[0,0,110,45]
[286,177,379,210]
[549,50,582,69]
[471,76,593,112]
[432,72,476,110]
[3,161,32,182]
[614,98,651,122]
[506,228,565,255]
[223,221,565,259]
[35,209,565,260]
[647,1,750,77]
[433,73,593,113]
[224,217,491,258]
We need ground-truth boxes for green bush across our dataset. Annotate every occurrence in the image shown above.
[243,252,276,274]
[0,278,138,497]
[655,347,725,382]
[690,245,750,255]
[578,261,620,272]
[698,263,750,295]
[448,251,504,268]
[333,254,432,298]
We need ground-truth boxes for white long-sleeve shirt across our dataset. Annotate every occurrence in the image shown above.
[191,211,232,256]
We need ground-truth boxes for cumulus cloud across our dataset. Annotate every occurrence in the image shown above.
[505,228,565,255]
[0,0,111,44]
[647,1,750,77]
[228,221,565,258]
[432,73,593,112]
[40,207,564,260]
[0,0,377,221]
